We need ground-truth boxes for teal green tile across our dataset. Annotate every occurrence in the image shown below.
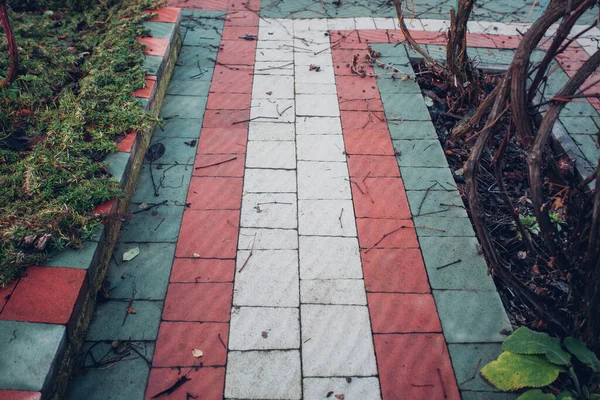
[477,49,515,65]
[45,225,104,273]
[167,77,213,96]
[192,10,228,19]
[148,135,199,165]
[393,140,449,168]
[448,343,503,392]
[571,134,600,164]
[105,243,175,300]
[142,55,163,76]
[103,152,130,184]
[0,320,66,391]
[381,93,431,120]
[388,120,438,140]
[183,25,223,47]
[67,342,154,400]
[560,99,599,118]
[406,189,467,217]
[119,204,184,243]
[86,300,163,341]
[137,97,149,110]
[433,290,512,343]
[400,166,456,191]
[540,68,569,97]
[560,116,599,135]
[143,22,175,39]
[425,44,447,61]
[419,236,497,291]
[376,76,422,94]
[152,118,203,139]
[133,164,193,203]
[159,95,208,119]
[413,216,476,237]
[461,391,517,399]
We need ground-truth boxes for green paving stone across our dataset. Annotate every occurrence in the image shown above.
[183,25,223,47]
[388,120,438,140]
[105,243,175,300]
[137,97,149,111]
[119,204,184,243]
[461,391,517,400]
[142,55,163,76]
[425,44,446,61]
[393,140,449,168]
[148,135,199,165]
[400,166,456,191]
[419,236,496,291]
[560,116,599,135]
[45,225,104,271]
[433,290,512,343]
[370,44,409,60]
[167,77,213,96]
[413,215,476,237]
[192,10,228,18]
[541,68,569,97]
[448,343,503,392]
[143,22,175,39]
[477,49,515,66]
[406,189,467,217]
[571,134,600,164]
[159,95,208,119]
[103,152,130,184]
[66,342,154,400]
[152,118,203,139]
[467,47,480,61]
[376,74,422,94]
[178,45,219,72]
[133,164,192,204]
[86,300,163,341]
[381,93,431,120]
[0,320,66,391]
[561,99,600,118]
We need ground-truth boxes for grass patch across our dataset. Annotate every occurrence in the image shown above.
[0,0,162,284]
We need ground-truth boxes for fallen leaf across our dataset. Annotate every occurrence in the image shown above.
[123,246,140,261]
[127,307,136,314]
[261,331,269,338]
[335,394,345,400]
[192,349,203,358]
[193,253,200,258]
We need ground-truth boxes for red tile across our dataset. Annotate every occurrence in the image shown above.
[175,209,240,258]
[153,322,228,367]
[221,26,258,40]
[362,248,430,293]
[145,367,225,400]
[375,334,460,400]
[351,177,411,219]
[339,98,384,111]
[218,40,257,56]
[193,154,245,177]
[93,198,117,216]
[224,10,260,27]
[356,218,418,249]
[170,258,235,283]
[341,111,387,131]
[491,34,521,49]
[206,92,252,110]
[217,49,256,66]
[132,78,156,99]
[360,30,390,44]
[146,7,180,23]
[465,33,497,48]
[388,30,406,44]
[210,66,254,87]
[347,155,400,178]
[344,130,395,155]
[209,80,253,94]
[203,109,250,128]
[369,293,440,333]
[410,30,448,45]
[0,266,86,326]
[331,49,370,66]
[0,391,42,400]
[167,0,228,10]
[163,283,233,322]
[116,131,137,152]
[138,37,169,56]
[330,30,369,50]
[187,177,243,210]
[336,75,380,99]
[0,279,18,312]
[197,127,248,154]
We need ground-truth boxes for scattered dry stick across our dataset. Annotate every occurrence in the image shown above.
[238,234,257,272]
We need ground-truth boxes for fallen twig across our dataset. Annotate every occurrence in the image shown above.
[151,375,191,399]
[238,234,256,272]
[195,156,237,170]
[436,259,462,270]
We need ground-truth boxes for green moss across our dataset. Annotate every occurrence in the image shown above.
[0,0,162,284]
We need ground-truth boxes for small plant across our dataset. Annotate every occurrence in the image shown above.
[481,327,600,399]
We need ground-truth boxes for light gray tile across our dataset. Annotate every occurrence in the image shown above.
[229,307,300,350]
[299,236,362,279]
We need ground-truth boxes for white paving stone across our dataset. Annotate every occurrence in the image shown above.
[239,228,298,250]
[256,47,294,62]
[256,40,294,50]
[328,18,356,31]
[248,121,295,141]
[294,18,328,33]
[301,305,378,377]
[296,116,342,135]
[229,307,300,350]
[297,161,351,200]
[301,279,367,305]
[354,17,376,30]
[298,199,357,237]
[295,67,336,84]
[258,20,294,41]
[420,18,451,32]
[244,168,297,193]
[299,236,362,279]
[295,82,337,94]
[253,61,294,75]
[373,17,396,30]
[252,75,294,98]
[297,135,346,162]
[225,350,301,399]
[241,193,297,229]
[246,140,296,169]
[303,377,382,400]
[294,51,334,67]
[233,249,299,307]
[251,98,295,123]
[296,94,340,117]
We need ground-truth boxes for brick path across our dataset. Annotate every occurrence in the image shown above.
[58,1,600,400]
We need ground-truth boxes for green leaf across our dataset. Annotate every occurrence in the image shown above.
[502,327,571,365]
[481,352,564,391]
[564,337,600,372]
[556,392,574,400]
[518,389,555,400]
